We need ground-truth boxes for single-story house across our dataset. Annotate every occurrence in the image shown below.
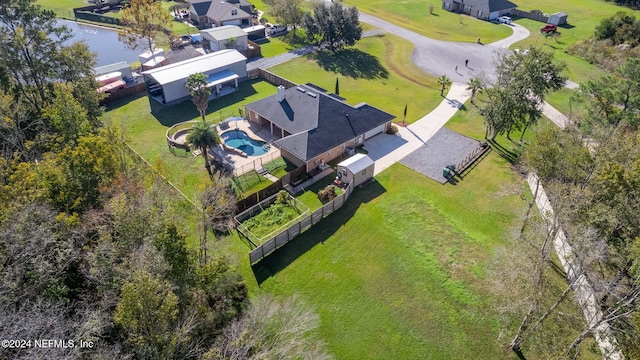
[142,49,247,105]
[337,153,375,187]
[441,0,517,21]
[200,25,248,52]
[189,0,252,27]
[244,84,395,172]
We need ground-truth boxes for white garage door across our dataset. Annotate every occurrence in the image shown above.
[223,20,241,26]
[364,124,385,140]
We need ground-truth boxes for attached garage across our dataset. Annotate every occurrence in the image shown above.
[364,124,386,140]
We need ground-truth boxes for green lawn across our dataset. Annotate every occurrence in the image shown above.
[345,0,513,43]
[101,80,278,202]
[545,87,589,123]
[344,0,638,86]
[242,97,593,359]
[249,148,598,359]
[504,17,607,84]
[270,33,442,124]
[36,0,84,18]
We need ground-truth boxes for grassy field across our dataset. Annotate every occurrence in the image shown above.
[249,153,596,359]
[344,0,638,86]
[345,0,513,43]
[270,33,443,124]
[36,0,84,18]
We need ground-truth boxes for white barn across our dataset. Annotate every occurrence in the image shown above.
[142,49,247,105]
[337,153,375,187]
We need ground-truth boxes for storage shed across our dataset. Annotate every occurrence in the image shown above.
[548,12,568,25]
[337,153,375,187]
[142,49,247,105]
[200,25,248,52]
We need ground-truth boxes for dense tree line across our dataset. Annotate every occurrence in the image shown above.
[568,12,640,70]
[603,0,640,9]
[520,57,640,358]
[1,0,328,358]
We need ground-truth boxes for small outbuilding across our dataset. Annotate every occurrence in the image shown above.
[142,49,247,105]
[200,25,248,52]
[337,153,375,187]
[94,61,132,80]
[548,12,568,25]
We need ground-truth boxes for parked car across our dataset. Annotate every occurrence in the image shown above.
[189,33,202,44]
[267,24,287,36]
[540,24,557,33]
[497,16,512,24]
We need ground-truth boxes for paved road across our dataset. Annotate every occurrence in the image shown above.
[358,12,530,84]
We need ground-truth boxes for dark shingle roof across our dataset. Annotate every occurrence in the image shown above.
[245,84,395,161]
[487,0,517,11]
[192,1,211,16]
[462,0,517,12]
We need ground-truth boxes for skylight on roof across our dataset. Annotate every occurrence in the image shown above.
[296,87,306,93]
[307,92,317,98]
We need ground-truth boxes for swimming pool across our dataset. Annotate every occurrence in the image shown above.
[221,130,269,156]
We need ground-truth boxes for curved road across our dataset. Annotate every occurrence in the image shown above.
[358,12,530,84]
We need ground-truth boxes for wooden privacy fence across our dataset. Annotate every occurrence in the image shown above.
[100,83,146,104]
[512,9,549,23]
[248,182,354,264]
[247,68,297,89]
[235,164,306,213]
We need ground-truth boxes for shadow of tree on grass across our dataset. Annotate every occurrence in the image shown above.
[310,48,388,79]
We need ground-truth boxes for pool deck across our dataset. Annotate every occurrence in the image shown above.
[212,119,282,176]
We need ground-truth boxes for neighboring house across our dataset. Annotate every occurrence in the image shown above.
[244,84,395,172]
[200,25,248,52]
[189,0,252,27]
[441,0,517,21]
[226,0,253,16]
[142,49,247,105]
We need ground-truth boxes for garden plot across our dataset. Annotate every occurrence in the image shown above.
[235,190,309,246]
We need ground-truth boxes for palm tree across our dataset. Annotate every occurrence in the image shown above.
[186,72,211,121]
[466,77,483,105]
[187,118,219,177]
[437,74,451,97]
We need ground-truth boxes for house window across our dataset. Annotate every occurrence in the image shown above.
[477,10,483,17]
[361,169,366,176]
[328,150,332,158]
[231,9,237,15]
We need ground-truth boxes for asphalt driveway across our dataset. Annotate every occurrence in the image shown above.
[358,12,530,84]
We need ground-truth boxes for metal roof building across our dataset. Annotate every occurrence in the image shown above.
[142,49,247,105]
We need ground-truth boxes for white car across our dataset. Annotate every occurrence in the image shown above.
[267,24,287,36]
[497,16,512,24]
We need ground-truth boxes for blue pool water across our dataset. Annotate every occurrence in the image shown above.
[221,130,268,156]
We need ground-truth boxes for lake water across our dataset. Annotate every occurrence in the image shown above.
[60,20,142,67]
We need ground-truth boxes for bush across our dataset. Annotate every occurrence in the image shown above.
[317,185,337,201]
[386,124,398,134]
